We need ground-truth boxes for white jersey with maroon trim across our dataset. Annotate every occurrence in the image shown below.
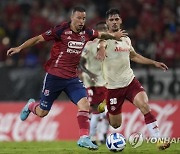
[81,38,106,87]
[103,36,135,89]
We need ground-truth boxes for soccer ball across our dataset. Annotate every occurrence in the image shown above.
[106,133,126,152]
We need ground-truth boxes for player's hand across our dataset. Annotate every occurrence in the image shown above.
[154,62,168,71]
[114,29,128,40]
[96,47,106,61]
[7,47,21,56]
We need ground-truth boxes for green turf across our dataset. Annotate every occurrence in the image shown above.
[0,141,179,154]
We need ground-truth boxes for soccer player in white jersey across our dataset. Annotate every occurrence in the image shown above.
[97,8,170,150]
[80,22,109,145]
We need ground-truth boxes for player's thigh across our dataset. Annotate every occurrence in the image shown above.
[126,78,150,114]
[133,91,150,114]
[64,78,88,108]
[87,87,107,104]
[133,91,148,106]
[87,86,107,113]
[40,90,60,111]
[126,78,145,104]
[40,73,63,111]
[106,88,125,115]
[77,97,90,111]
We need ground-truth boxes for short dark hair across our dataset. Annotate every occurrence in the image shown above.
[106,8,120,19]
[72,6,86,14]
[96,21,106,27]
[95,21,107,31]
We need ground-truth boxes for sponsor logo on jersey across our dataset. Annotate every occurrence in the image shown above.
[44,89,50,96]
[66,48,81,54]
[65,31,72,34]
[81,36,85,43]
[114,46,130,52]
[79,31,85,35]
[110,106,116,111]
[45,30,52,35]
[67,36,72,39]
[92,29,95,35]
[140,86,144,89]
[68,41,84,49]
[41,101,48,108]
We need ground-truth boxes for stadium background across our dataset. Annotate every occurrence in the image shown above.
[0,0,179,141]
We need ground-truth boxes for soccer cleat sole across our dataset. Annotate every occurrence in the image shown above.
[78,143,98,150]
[77,137,98,150]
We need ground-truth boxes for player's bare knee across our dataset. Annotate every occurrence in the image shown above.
[81,101,90,111]
[84,100,90,109]
[110,121,121,129]
[77,98,90,111]
[111,123,121,129]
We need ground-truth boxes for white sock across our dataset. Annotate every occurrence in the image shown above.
[90,114,100,140]
[146,121,160,138]
[100,112,109,135]
[97,113,109,141]
[105,105,108,115]
[80,135,88,138]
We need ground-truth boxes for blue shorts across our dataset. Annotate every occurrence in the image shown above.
[40,73,87,110]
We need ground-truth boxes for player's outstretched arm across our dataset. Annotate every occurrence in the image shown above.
[7,35,45,56]
[98,29,128,40]
[130,50,168,71]
[96,40,107,61]
[79,57,98,82]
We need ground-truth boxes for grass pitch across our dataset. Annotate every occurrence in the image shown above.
[0,141,179,154]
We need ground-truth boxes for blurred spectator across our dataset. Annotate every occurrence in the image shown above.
[156,30,178,67]
[0,0,179,68]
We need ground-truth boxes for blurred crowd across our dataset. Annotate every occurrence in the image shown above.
[0,0,180,68]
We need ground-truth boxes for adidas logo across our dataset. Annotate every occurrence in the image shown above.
[153,125,158,129]
[67,36,71,39]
